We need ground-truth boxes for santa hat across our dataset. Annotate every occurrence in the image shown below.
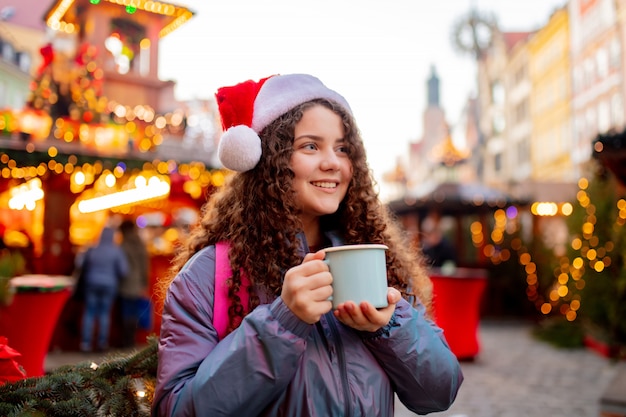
[215,74,352,172]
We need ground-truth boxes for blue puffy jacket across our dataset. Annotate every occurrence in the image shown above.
[153,233,463,416]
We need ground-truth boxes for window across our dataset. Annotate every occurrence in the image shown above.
[611,93,624,127]
[610,37,621,69]
[491,81,505,105]
[597,100,610,133]
[494,152,502,173]
[1,42,14,62]
[492,114,506,135]
[596,48,608,79]
[573,67,583,93]
[584,58,594,87]
[17,51,31,73]
[105,18,147,75]
[517,137,530,165]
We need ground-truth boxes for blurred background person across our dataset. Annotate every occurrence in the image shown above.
[118,219,149,348]
[421,215,458,270]
[79,226,128,353]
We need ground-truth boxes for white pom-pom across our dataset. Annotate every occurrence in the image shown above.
[217,125,262,172]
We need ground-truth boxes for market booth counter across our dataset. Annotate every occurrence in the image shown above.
[429,267,487,360]
[0,275,74,377]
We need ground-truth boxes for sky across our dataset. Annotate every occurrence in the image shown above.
[158,0,567,191]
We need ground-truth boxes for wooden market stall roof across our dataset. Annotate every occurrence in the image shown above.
[387,181,526,217]
[44,0,195,38]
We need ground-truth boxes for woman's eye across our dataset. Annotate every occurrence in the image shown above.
[303,143,317,150]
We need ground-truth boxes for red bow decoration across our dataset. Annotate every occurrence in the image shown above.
[37,43,55,77]
[0,336,26,384]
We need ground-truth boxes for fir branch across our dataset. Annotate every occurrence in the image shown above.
[0,337,158,416]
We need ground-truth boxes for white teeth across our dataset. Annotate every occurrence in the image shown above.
[312,181,337,189]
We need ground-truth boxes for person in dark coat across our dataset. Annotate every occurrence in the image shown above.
[118,219,149,347]
[421,216,458,268]
[79,227,129,352]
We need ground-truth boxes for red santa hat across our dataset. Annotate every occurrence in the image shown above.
[215,74,352,172]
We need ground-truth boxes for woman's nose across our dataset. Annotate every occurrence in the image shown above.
[320,150,340,171]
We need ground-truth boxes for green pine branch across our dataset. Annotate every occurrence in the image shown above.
[0,336,158,417]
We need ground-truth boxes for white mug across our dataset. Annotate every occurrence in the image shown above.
[323,244,389,309]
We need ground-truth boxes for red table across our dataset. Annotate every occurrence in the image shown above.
[430,268,487,360]
[0,275,74,377]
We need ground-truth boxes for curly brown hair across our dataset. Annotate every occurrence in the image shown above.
[156,98,432,335]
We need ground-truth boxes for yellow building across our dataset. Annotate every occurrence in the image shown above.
[527,6,574,182]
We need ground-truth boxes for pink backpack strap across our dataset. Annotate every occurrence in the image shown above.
[214,241,250,340]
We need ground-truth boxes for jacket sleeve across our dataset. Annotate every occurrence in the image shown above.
[152,247,313,417]
[361,298,464,414]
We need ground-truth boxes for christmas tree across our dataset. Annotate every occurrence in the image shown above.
[68,43,106,125]
[533,157,626,355]
[25,43,61,117]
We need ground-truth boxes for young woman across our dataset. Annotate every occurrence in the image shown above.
[152,74,463,416]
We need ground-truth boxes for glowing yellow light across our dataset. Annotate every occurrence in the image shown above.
[594,261,605,272]
[163,227,179,242]
[560,202,573,216]
[78,178,170,213]
[566,311,577,321]
[519,252,531,265]
[211,171,226,187]
[586,249,597,260]
[582,222,594,235]
[90,362,98,370]
[557,285,568,297]
[540,303,552,314]
[491,229,503,244]
[74,171,85,185]
[571,237,582,250]
[9,178,44,211]
[105,174,116,188]
[532,202,559,216]
[572,257,584,269]
[135,175,148,188]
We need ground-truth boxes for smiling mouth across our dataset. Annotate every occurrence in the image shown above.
[311,181,337,189]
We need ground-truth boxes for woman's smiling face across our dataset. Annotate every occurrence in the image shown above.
[290,104,353,225]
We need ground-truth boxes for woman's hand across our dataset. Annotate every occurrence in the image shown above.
[333,288,401,332]
[281,250,333,324]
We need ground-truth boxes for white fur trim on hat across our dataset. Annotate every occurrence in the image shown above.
[217,125,262,172]
[251,74,352,133]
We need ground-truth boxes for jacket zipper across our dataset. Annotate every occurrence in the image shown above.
[327,314,353,416]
